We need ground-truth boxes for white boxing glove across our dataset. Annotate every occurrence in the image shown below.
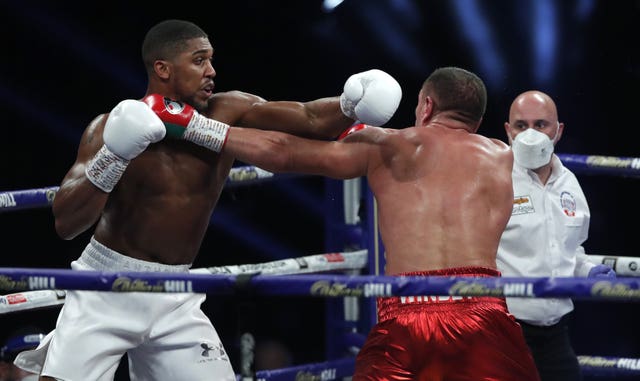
[340,69,402,126]
[85,99,166,192]
[103,99,167,160]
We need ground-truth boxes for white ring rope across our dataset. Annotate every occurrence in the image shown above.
[2,250,638,314]
[0,249,366,314]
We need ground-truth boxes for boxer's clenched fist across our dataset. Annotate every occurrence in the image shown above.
[340,69,402,127]
[85,99,165,192]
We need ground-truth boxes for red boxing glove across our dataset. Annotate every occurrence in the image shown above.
[142,94,230,153]
[338,123,369,141]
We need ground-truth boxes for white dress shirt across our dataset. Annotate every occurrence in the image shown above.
[497,154,596,326]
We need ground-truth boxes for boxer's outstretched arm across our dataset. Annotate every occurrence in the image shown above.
[237,95,352,140]
[146,69,401,148]
[240,69,401,139]
[224,126,371,179]
[146,90,347,145]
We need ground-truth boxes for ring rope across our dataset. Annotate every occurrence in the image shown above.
[1,268,639,300]
[4,153,640,213]
[251,355,640,380]
[254,357,355,381]
[0,165,291,212]
[577,355,640,376]
[3,249,638,313]
[2,249,638,314]
[0,249,366,314]
[557,153,640,178]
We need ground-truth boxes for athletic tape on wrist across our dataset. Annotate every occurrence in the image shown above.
[85,145,129,192]
[184,113,230,152]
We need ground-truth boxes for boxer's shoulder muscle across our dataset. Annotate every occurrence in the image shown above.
[207,91,266,123]
[81,114,108,145]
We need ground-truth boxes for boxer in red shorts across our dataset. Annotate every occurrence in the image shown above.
[356,267,538,380]
[223,66,541,380]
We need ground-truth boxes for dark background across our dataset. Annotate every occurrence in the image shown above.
[1,0,638,379]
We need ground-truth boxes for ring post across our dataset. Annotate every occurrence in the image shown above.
[361,182,384,336]
[323,178,352,359]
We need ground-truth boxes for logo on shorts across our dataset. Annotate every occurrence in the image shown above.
[201,343,214,357]
[198,342,228,362]
[163,97,185,114]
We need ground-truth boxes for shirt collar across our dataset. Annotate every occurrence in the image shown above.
[514,154,564,184]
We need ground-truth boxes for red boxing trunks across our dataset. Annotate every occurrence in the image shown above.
[353,267,540,381]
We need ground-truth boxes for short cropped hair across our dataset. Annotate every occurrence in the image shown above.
[422,67,487,123]
[141,19,208,72]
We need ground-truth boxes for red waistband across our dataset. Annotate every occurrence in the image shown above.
[396,266,501,277]
[377,266,505,322]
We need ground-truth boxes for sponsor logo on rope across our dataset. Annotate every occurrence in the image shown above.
[28,276,55,290]
[110,277,193,292]
[323,253,345,263]
[5,293,27,304]
[591,281,640,299]
[310,281,363,297]
[364,282,392,297]
[0,276,28,292]
[617,358,640,370]
[0,276,54,291]
[238,261,287,273]
[206,266,233,274]
[579,355,640,371]
[449,280,535,297]
[309,281,392,297]
[586,155,640,169]
[295,368,336,381]
[579,356,617,368]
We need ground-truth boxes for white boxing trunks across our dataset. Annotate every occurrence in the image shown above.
[14,236,236,381]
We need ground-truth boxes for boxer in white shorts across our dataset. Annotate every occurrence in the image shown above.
[15,237,235,381]
[24,18,400,381]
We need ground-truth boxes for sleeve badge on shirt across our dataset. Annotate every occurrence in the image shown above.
[560,191,576,217]
[512,195,534,215]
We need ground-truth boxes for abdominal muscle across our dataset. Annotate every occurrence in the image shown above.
[94,142,234,265]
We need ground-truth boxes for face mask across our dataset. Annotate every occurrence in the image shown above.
[511,127,556,169]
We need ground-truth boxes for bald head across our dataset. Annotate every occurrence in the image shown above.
[509,90,559,124]
[505,90,564,150]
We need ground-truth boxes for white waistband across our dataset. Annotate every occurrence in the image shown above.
[77,236,192,273]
